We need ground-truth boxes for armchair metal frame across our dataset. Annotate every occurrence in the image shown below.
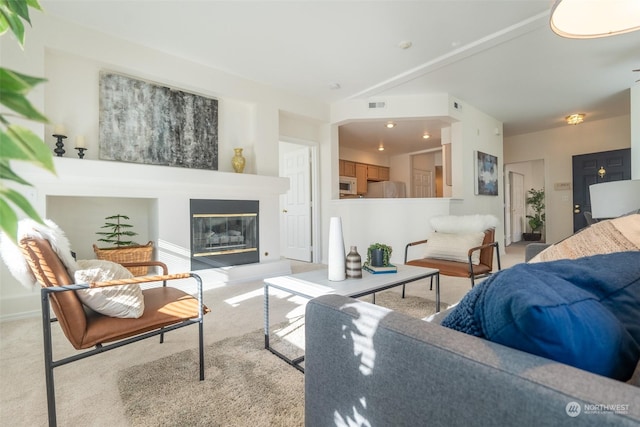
[20,237,207,427]
[404,228,501,288]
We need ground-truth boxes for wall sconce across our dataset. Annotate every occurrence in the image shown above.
[566,113,585,125]
[52,124,67,157]
[598,166,606,178]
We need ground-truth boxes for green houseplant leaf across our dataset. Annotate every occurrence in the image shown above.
[0,0,54,244]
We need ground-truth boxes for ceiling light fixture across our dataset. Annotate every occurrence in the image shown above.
[566,113,585,125]
[397,40,412,50]
[378,144,385,151]
[422,133,430,139]
[386,122,396,129]
[550,0,640,38]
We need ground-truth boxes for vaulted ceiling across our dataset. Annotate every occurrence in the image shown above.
[42,1,640,155]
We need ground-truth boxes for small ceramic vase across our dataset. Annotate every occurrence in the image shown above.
[232,148,246,173]
[346,246,362,278]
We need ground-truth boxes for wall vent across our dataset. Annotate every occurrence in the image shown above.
[368,101,386,109]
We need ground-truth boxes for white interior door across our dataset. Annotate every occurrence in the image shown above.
[510,171,525,242]
[412,169,433,198]
[281,146,312,261]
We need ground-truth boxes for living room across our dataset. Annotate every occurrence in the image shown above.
[1,1,639,425]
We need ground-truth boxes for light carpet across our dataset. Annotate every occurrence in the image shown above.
[117,291,445,426]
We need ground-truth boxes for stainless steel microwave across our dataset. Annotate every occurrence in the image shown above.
[339,176,357,195]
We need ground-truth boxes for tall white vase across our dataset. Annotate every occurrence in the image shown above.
[327,217,346,281]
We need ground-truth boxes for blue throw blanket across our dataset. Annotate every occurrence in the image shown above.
[441,251,640,380]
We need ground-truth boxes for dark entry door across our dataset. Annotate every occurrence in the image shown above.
[572,148,631,232]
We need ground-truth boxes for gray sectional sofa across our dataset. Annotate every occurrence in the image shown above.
[304,293,640,427]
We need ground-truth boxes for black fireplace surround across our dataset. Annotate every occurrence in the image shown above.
[190,199,259,270]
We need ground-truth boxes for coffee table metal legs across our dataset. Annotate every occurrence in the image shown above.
[264,284,305,372]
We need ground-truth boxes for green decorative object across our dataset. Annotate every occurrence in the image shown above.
[526,188,546,233]
[365,243,392,267]
[96,214,138,247]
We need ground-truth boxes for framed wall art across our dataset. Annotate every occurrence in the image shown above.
[475,150,498,196]
[99,72,218,170]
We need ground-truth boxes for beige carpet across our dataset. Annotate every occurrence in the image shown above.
[117,291,443,426]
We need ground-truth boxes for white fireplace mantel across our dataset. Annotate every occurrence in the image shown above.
[11,157,291,293]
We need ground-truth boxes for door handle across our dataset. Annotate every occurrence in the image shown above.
[282,209,288,213]
[574,204,581,214]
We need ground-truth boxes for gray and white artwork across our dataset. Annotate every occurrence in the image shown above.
[99,72,218,170]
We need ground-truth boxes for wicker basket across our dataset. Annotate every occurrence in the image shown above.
[93,241,154,277]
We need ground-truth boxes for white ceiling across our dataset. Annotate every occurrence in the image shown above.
[42,1,640,156]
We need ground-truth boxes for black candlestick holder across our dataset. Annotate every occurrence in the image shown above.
[53,134,67,157]
[75,147,87,159]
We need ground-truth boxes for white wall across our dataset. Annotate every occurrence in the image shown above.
[504,114,631,243]
[0,13,329,320]
[328,95,505,263]
[1,12,509,319]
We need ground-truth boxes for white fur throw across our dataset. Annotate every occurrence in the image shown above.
[75,259,144,318]
[0,219,79,289]
[430,214,499,234]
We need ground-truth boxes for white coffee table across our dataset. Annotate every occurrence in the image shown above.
[263,264,439,371]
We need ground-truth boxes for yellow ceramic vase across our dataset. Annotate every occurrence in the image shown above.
[232,148,246,173]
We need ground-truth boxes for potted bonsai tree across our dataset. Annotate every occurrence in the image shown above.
[93,214,153,276]
[523,188,545,241]
[365,243,392,267]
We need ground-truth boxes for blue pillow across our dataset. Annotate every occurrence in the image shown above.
[441,252,640,380]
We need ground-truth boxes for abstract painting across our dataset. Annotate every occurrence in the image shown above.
[475,151,498,196]
[99,72,218,170]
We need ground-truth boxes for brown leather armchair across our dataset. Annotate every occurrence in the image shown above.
[404,228,501,288]
[19,237,209,427]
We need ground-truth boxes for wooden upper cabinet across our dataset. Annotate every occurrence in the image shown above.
[367,165,379,181]
[339,160,356,177]
[379,166,390,181]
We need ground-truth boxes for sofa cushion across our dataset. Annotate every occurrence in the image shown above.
[529,214,640,262]
[441,252,640,381]
[74,259,144,318]
[422,231,485,265]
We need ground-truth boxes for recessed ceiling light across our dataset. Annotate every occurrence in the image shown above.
[386,122,396,129]
[397,40,412,50]
[422,133,430,139]
[378,144,385,151]
[566,113,585,125]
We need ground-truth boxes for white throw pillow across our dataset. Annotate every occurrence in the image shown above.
[430,214,498,234]
[74,259,144,319]
[422,232,486,265]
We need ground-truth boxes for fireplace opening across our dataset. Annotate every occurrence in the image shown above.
[190,199,259,270]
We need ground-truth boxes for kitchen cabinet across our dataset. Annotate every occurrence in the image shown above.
[379,166,390,181]
[339,160,356,177]
[367,165,379,181]
[356,163,368,194]
[366,165,390,182]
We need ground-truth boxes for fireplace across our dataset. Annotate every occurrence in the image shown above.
[190,199,259,270]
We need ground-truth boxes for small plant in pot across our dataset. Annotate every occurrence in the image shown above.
[523,188,545,241]
[93,214,153,276]
[365,243,392,267]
